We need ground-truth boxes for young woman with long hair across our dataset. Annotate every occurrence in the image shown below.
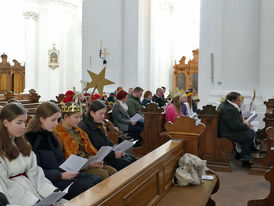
[25,102,102,200]
[0,103,57,205]
[79,100,136,171]
[165,95,183,123]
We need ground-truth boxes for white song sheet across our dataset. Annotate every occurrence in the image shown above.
[59,146,112,172]
[112,140,138,152]
[130,113,143,122]
[34,183,73,206]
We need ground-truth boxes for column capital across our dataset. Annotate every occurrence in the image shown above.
[23,11,39,20]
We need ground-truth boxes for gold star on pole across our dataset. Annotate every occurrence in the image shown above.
[84,67,115,95]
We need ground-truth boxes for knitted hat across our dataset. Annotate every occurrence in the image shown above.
[62,90,75,103]
[116,90,128,100]
[92,93,102,101]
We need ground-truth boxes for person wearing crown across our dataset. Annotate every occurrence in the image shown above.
[165,89,184,123]
[25,102,102,200]
[54,102,117,179]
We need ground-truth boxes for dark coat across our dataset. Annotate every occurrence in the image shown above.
[141,99,151,107]
[152,95,166,107]
[78,116,116,161]
[25,129,102,200]
[25,129,64,183]
[78,116,136,171]
[217,100,250,139]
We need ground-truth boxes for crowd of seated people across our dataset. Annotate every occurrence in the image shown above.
[0,85,261,204]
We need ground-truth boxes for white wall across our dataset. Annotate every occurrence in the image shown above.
[199,0,274,128]
[0,0,82,100]
[82,0,140,93]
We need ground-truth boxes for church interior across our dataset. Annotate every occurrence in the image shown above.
[0,0,274,205]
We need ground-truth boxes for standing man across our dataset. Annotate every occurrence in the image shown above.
[218,92,255,163]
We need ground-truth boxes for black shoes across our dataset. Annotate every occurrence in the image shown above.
[240,154,254,161]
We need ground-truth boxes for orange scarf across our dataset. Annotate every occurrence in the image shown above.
[55,122,97,159]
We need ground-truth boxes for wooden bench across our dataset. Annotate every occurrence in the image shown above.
[64,140,219,206]
[162,116,206,155]
[131,103,165,156]
[248,127,274,205]
[250,99,274,175]
[197,105,234,172]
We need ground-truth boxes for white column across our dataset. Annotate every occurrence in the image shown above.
[199,0,261,105]
[23,11,39,92]
[259,0,274,101]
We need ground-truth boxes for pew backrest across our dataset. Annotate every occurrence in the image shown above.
[64,140,184,206]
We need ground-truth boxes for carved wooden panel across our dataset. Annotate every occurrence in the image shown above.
[197,105,233,172]
[248,127,274,206]
[0,54,25,93]
[173,49,199,91]
[165,116,206,155]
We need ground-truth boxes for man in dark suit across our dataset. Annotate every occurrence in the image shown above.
[218,92,255,162]
[152,88,166,107]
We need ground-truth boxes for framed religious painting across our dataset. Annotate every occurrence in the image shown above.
[48,43,60,69]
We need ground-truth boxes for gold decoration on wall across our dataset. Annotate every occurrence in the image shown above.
[84,67,115,96]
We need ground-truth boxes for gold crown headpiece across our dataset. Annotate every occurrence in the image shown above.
[169,88,186,99]
[60,102,81,113]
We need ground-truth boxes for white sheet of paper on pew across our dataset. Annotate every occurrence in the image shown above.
[202,175,214,181]
[59,146,113,172]
[34,183,73,206]
[271,147,274,151]
[112,140,138,152]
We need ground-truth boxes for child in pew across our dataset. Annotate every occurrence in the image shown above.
[54,102,117,179]
[0,103,58,205]
[165,89,184,123]
[79,100,136,171]
[24,102,103,200]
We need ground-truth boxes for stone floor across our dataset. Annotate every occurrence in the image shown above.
[211,156,270,206]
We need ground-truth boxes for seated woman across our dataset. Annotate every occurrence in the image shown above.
[54,102,117,179]
[79,100,136,171]
[112,90,144,147]
[165,92,183,123]
[25,102,102,200]
[141,90,152,107]
[0,103,57,205]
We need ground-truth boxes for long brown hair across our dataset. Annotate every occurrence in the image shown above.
[25,102,61,133]
[25,102,63,148]
[172,96,182,116]
[0,103,32,161]
[85,100,108,135]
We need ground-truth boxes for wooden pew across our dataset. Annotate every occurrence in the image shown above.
[197,105,234,172]
[133,103,165,155]
[163,116,206,155]
[250,126,274,175]
[250,99,274,175]
[248,127,274,205]
[64,140,219,206]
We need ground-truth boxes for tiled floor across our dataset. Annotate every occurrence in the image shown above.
[211,157,270,206]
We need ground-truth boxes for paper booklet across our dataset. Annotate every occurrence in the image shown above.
[60,140,137,173]
[112,140,138,152]
[130,113,143,122]
[34,183,73,206]
[59,146,113,172]
[246,111,257,124]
